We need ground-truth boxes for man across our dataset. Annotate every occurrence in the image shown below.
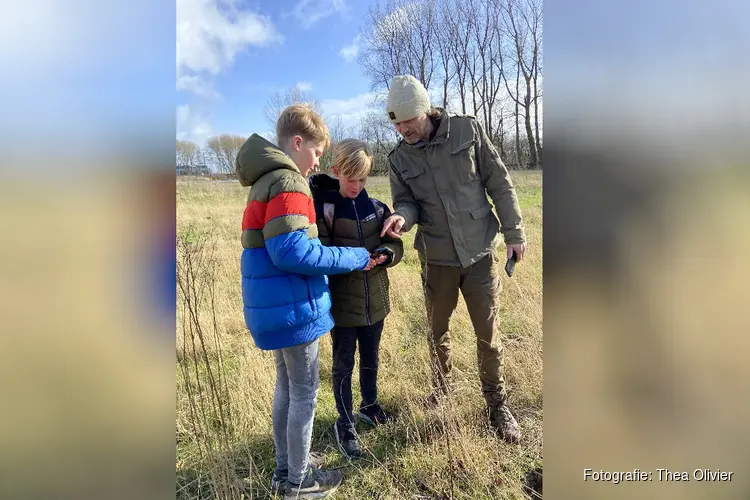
[380,75,527,443]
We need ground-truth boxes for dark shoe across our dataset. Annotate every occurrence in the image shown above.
[489,403,522,443]
[270,452,327,496]
[522,467,543,499]
[333,422,361,459]
[271,471,286,497]
[358,403,395,426]
[284,466,343,499]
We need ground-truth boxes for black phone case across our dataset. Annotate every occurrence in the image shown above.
[505,252,517,277]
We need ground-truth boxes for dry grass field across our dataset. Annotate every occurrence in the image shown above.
[176,170,543,499]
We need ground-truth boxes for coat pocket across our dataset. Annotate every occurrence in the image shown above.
[450,139,479,184]
[397,161,431,202]
[470,204,492,220]
[399,161,425,180]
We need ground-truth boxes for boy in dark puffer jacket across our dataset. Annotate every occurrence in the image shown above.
[309,139,404,460]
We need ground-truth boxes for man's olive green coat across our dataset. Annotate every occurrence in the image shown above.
[388,108,526,267]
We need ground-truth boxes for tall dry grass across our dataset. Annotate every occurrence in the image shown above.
[176,172,543,499]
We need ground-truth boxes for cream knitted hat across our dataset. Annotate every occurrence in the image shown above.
[386,75,431,124]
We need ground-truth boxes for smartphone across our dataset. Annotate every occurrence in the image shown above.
[372,247,393,266]
[505,251,517,277]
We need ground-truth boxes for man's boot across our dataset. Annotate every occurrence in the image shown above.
[489,403,521,443]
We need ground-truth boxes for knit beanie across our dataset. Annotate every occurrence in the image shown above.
[386,75,431,123]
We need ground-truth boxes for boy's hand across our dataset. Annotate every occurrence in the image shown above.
[371,253,389,265]
[380,214,405,238]
[363,252,389,270]
[363,257,378,271]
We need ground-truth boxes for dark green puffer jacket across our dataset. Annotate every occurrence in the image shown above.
[309,174,404,327]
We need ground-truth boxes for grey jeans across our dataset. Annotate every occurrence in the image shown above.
[272,338,320,484]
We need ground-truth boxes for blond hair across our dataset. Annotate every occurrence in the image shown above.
[332,139,373,179]
[276,103,331,151]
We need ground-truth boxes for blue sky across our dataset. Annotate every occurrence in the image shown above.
[3,0,744,169]
[177,0,380,143]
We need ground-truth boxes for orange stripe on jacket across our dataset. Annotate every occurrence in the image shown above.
[265,192,315,225]
[242,200,267,230]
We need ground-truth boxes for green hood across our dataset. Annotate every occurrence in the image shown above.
[235,134,300,186]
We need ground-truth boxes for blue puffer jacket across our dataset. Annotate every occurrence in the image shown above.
[236,134,370,350]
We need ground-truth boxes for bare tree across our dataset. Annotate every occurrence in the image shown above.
[360,2,407,90]
[483,0,510,142]
[264,86,322,142]
[317,116,352,173]
[464,2,480,118]
[176,140,199,166]
[360,0,437,91]
[359,110,401,175]
[520,0,543,164]
[196,147,209,167]
[431,0,456,108]
[360,110,400,146]
[204,135,246,175]
[513,64,522,167]
[465,0,506,139]
[405,0,437,88]
[492,98,515,160]
[442,0,473,114]
[354,0,543,168]
[501,0,538,167]
[328,116,351,145]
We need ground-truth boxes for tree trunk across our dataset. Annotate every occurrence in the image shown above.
[460,74,467,113]
[443,77,449,108]
[524,75,537,167]
[514,66,521,168]
[469,52,479,116]
[533,63,542,165]
[534,90,542,165]
[498,115,505,159]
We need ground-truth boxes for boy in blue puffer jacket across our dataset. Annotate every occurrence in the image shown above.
[236,104,380,499]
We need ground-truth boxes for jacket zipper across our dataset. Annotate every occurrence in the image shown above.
[352,199,371,325]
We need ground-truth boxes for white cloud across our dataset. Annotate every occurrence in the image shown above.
[177,0,282,74]
[339,34,361,62]
[321,92,378,130]
[287,0,349,29]
[177,104,212,143]
[176,74,221,99]
[296,81,313,92]
[177,0,282,97]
